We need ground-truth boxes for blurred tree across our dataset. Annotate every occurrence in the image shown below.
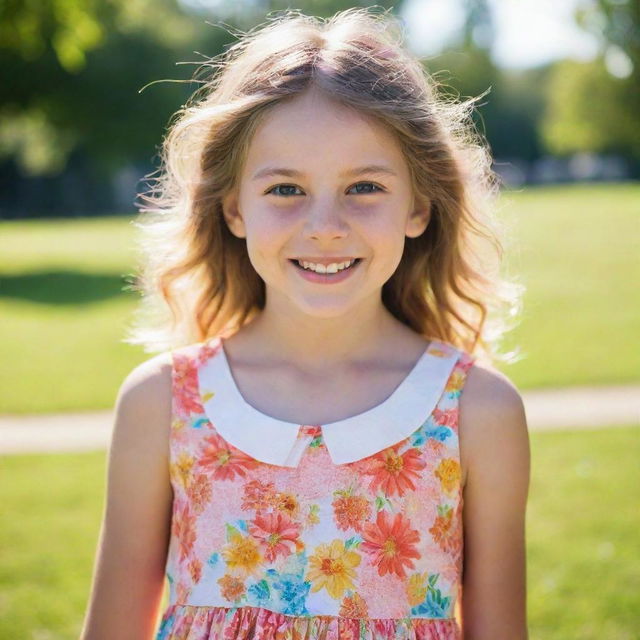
[541,0,639,161]
[0,0,104,73]
[460,0,494,50]
[0,0,196,72]
[0,0,402,178]
[182,0,397,25]
[575,0,639,71]
[0,0,217,176]
[422,0,543,162]
[541,57,639,159]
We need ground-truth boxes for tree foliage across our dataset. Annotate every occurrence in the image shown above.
[541,57,639,158]
[0,0,214,175]
[542,0,639,159]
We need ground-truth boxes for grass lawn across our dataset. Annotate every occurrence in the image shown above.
[0,182,638,413]
[0,425,638,639]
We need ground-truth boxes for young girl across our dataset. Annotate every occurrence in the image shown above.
[81,8,530,639]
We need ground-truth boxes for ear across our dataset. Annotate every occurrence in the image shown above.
[221,189,246,238]
[405,197,431,239]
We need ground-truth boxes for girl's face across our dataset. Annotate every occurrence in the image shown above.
[222,87,430,320]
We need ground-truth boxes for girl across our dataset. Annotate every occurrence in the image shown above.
[81,8,530,639]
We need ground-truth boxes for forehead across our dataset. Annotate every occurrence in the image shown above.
[242,89,409,176]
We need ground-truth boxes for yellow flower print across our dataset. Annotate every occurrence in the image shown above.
[221,530,262,576]
[272,492,300,518]
[406,572,428,606]
[307,504,320,526]
[170,451,195,489]
[172,417,187,432]
[306,539,361,600]
[435,458,461,495]
[445,370,465,394]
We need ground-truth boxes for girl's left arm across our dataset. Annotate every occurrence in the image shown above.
[458,364,531,639]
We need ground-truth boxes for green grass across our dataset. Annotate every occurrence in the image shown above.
[0,426,637,639]
[0,182,638,413]
[498,182,640,389]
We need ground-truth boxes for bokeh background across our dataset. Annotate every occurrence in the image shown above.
[0,0,638,638]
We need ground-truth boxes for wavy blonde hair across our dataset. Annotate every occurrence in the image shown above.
[125,7,525,365]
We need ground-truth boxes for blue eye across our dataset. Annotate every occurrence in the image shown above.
[266,182,384,197]
[267,185,303,197]
[348,182,383,194]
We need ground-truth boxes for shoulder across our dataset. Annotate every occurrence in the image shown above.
[111,351,174,458]
[458,358,530,488]
[117,351,173,411]
[460,358,526,422]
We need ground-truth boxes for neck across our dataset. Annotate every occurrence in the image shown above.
[234,293,407,373]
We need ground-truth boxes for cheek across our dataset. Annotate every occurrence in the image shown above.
[351,205,406,244]
[244,214,292,262]
[354,211,408,268]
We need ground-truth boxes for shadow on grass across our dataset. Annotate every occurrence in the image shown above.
[0,270,138,305]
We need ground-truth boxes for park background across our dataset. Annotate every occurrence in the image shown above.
[0,0,638,638]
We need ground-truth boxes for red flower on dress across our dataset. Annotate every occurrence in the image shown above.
[197,432,258,480]
[332,493,372,532]
[186,473,213,514]
[249,511,303,562]
[339,592,369,617]
[361,510,420,578]
[429,504,461,554]
[271,492,300,518]
[432,406,458,429]
[217,573,246,601]
[188,558,202,583]
[241,479,276,512]
[198,341,221,366]
[173,353,202,416]
[172,500,197,561]
[364,445,426,497]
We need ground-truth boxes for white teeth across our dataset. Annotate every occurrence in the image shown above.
[297,259,357,273]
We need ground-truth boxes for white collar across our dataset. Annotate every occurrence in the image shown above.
[197,336,460,467]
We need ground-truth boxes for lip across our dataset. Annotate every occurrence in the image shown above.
[289,257,362,283]
[291,257,360,265]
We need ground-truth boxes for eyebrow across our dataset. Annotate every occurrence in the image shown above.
[251,165,399,181]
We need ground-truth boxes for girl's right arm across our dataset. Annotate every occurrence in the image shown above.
[79,353,174,640]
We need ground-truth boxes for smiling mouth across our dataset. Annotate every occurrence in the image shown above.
[289,258,363,274]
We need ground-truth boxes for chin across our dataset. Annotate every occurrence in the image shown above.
[290,298,362,320]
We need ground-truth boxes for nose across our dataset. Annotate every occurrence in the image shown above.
[303,197,349,240]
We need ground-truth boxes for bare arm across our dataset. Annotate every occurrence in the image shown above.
[458,364,531,639]
[79,353,174,640]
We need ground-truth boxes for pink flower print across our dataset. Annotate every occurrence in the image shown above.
[361,511,421,578]
[241,479,276,512]
[173,353,202,416]
[363,445,426,497]
[172,500,197,561]
[197,432,259,481]
[249,511,303,562]
[432,407,458,429]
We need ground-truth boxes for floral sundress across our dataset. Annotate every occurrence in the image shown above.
[155,335,476,639]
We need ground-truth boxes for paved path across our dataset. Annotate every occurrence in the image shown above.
[0,384,638,455]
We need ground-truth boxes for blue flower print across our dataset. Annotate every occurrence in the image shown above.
[247,578,271,605]
[410,423,452,447]
[271,572,311,616]
[411,588,451,618]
